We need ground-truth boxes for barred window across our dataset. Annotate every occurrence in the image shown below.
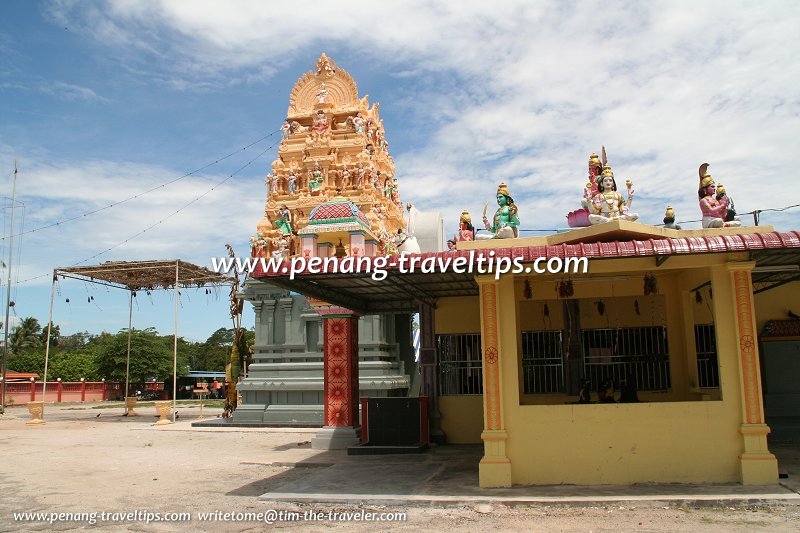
[437,333,482,395]
[521,331,564,393]
[582,327,671,391]
[695,324,719,388]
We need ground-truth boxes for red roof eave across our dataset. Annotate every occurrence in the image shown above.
[251,230,800,279]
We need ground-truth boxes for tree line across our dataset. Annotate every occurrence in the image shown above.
[5,317,254,382]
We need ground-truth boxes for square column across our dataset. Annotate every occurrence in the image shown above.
[311,306,361,450]
[349,231,366,257]
[728,263,778,483]
[477,276,512,487]
[712,262,778,484]
[301,235,318,258]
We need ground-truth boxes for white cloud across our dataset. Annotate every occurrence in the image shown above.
[35,0,800,239]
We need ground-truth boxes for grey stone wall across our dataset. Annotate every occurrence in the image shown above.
[234,279,415,425]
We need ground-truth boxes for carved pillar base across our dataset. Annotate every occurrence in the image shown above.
[479,430,511,487]
[739,424,779,484]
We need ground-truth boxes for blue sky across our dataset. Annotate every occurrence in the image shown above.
[1,0,799,341]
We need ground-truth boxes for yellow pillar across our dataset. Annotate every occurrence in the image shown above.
[712,262,778,484]
[477,276,512,488]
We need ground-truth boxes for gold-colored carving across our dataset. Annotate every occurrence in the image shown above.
[733,270,763,424]
[481,283,502,431]
[253,54,404,258]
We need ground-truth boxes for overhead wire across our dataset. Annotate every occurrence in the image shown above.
[0,129,279,242]
[17,137,279,285]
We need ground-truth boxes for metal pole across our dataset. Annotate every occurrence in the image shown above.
[173,260,178,422]
[1,162,19,414]
[41,271,57,419]
[124,290,133,414]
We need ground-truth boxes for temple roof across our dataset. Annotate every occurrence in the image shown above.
[251,229,800,314]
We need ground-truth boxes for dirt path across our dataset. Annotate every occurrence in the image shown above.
[1,403,798,532]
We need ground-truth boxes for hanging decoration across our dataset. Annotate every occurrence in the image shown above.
[643,273,658,295]
[523,279,532,300]
[556,279,574,298]
[595,300,606,316]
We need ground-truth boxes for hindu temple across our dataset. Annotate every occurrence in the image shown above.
[234,54,432,426]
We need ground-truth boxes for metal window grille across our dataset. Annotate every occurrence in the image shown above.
[437,333,483,395]
[582,327,671,391]
[521,331,564,393]
[695,324,719,388]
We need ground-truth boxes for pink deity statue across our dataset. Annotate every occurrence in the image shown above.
[698,163,741,228]
[312,110,329,134]
[456,210,475,241]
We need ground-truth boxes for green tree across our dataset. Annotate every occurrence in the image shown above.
[94,328,188,382]
[37,321,61,347]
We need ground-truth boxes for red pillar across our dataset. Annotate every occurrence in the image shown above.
[57,379,62,403]
[322,315,360,427]
[310,303,361,450]
[30,379,36,401]
[80,379,86,402]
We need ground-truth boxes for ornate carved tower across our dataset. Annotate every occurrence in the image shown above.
[254,54,405,258]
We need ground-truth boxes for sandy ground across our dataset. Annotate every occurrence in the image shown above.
[1,402,799,532]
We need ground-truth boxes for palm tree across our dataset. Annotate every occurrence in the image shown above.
[10,317,43,354]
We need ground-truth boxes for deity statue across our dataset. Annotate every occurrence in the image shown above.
[371,169,381,190]
[341,166,352,189]
[308,161,324,191]
[698,163,741,228]
[281,119,291,141]
[287,171,297,195]
[663,206,681,230]
[274,204,293,235]
[482,182,520,239]
[456,210,475,242]
[355,163,366,189]
[581,151,602,209]
[390,176,401,206]
[383,176,392,198]
[266,172,280,196]
[315,83,329,104]
[271,235,290,259]
[312,110,329,134]
[352,112,366,134]
[588,165,639,224]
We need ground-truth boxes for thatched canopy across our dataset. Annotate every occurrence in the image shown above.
[56,260,234,291]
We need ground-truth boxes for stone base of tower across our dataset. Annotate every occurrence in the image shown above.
[232,281,414,427]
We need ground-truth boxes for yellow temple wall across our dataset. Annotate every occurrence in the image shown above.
[439,396,484,443]
[435,296,481,334]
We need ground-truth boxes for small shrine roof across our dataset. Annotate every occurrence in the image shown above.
[251,229,800,314]
[300,199,374,238]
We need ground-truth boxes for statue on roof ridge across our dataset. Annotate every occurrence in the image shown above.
[698,163,741,228]
[479,182,520,239]
[588,163,639,224]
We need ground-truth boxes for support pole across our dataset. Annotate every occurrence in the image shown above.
[173,260,179,422]
[41,271,57,419]
[124,290,133,414]
[0,162,19,414]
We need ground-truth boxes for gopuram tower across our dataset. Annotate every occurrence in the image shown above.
[253,53,406,258]
[233,55,415,426]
